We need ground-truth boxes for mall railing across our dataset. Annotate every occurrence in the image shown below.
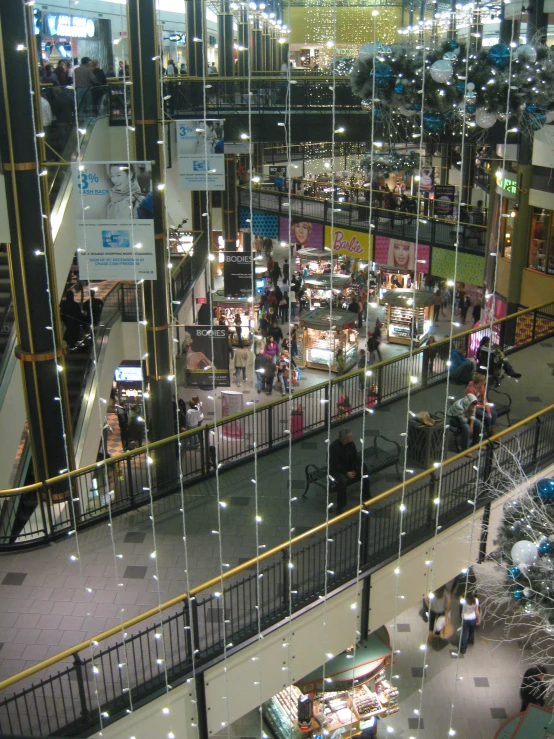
[239,186,487,254]
[0,299,553,553]
[0,404,553,737]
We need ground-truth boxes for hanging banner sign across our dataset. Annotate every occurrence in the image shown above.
[223,251,252,297]
[73,161,156,280]
[324,226,371,260]
[374,235,430,273]
[433,185,456,218]
[183,325,230,387]
[176,119,225,190]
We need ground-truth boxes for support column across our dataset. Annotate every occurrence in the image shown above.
[499,2,519,44]
[506,165,532,316]
[252,17,263,73]
[440,144,450,185]
[128,0,175,446]
[191,192,213,289]
[186,0,205,78]
[217,0,234,78]
[262,20,271,72]
[527,0,548,43]
[237,5,249,77]
[0,2,75,482]
[270,26,278,72]
[223,156,238,251]
[460,145,476,208]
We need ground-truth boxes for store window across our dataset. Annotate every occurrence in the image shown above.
[528,208,554,274]
[499,201,514,260]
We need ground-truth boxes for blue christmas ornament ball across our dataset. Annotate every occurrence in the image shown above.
[423,113,445,133]
[512,588,525,600]
[449,40,459,50]
[508,565,520,579]
[526,103,536,113]
[443,51,457,61]
[372,63,393,88]
[530,112,546,131]
[412,103,421,111]
[394,84,404,94]
[455,81,466,94]
[466,104,476,114]
[537,478,554,501]
[488,43,511,68]
[539,540,552,555]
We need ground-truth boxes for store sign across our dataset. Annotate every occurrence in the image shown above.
[46,14,96,38]
[433,185,456,217]
[176,119,225,190]
[73,161,156,280]
[324,226,371,260]
[374,235,430,274]
[496,172,517,196]
[223,252,252,297]
[183,326,230,387]
[280,217,323,249]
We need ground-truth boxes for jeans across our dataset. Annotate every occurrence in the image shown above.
[290,302,296,319]
[278,374,288,394]
[460,618,476,649]
[475,407,497,434]
[235,366,246,384]
[256,372,264,392]
[450,416,482,449]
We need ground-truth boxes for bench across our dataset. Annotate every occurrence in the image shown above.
[439,389,512,452]
[302,433,402,499]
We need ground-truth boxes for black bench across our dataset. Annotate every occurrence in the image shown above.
[302,433,402,499]
[488,388,512,426]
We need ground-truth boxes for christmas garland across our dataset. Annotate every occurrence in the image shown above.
[360,150,420,176]
[350,39,554,135]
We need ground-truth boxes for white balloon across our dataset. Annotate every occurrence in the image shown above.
[511,540,538,567]
[430,59,453,83]
[475,107,497,129]
[515,44,537,63]
[466,82,475,91]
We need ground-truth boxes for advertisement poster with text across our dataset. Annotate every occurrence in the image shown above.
[73,161,156,280]
[177,119,225,190]
[223,252,253,297]
[183,325,230,387]
[324,226,371,260]
[433,185,456,218]
[280,217,324,250]
[419,166,434,192]
[374,235,430,273]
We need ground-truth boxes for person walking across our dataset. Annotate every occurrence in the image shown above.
[460,294,471,323]
[459,592,480,654]
[186,400,201,448]
[424,586,451,637]
[329,428,370,513]
[282,258,289,285]
[472,299,482,326]
[279,291,289,324]
[264,336,280,365]
[272,260,282,287]
[520,666,548,712]
[446,393,482,456]
[73,57,98,115]
[60,290,84,348]
[234,343,249,387]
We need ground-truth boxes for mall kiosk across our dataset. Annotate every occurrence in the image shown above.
[297,308,358,373]
[302,274,352,310]
[381,289,436,347]
[263,627,399,739]
[212,290,257,346]
[113,363,144,403]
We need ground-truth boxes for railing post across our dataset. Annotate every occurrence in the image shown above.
[421,347,429,387]
[428,471,439,526]
[199,427,206,473]
[126,457,135,507]
[482,442,494,484]
[73,654,90,723]
[195,671,210,739]
[532,417,543,463]
[376,366,383,404]
[360,574,371,639]
[183,596,193,657]
[268,405,273,450]
[281,550,291,613]
[323,200,329,230]
[478,502,491,563]
[532,309,537,343]
[324,383,330,428]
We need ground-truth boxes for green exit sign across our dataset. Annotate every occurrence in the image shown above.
[496,172,517,195]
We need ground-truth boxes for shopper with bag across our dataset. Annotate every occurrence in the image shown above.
[424,586,451,638]
[459,592,480,653]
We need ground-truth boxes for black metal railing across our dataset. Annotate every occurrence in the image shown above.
[240,187,487,254]
[1,300,553,554]
[0,405,553,738]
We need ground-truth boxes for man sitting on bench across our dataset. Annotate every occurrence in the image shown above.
[329,428,370,514]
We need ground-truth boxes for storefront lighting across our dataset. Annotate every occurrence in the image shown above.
[326,40,334,48]
[334,127,345,133]
[240,133,250,139]
[15,44,27,51]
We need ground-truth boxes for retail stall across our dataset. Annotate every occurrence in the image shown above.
[381,289,436,347]
[113,363,144,403]
[263,627,398,739]
[303,274,352,310]
[297,308,358,372]
[212,290,256,346]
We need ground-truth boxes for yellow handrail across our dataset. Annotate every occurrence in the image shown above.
[1,402,552,691]
[0,299,552,498]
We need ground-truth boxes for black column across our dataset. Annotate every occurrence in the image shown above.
[217,0,234,78]
[252,17,263,73]
[238,6,249,77]
[527,0,548,43]
[262,20,271,72]
[270,26,278,72]
[223,156,238,251]
[186,0,205,77]
[0,2,75,481]
[128,0,175,446]
[499,2,519,44]
[461,145,476,209]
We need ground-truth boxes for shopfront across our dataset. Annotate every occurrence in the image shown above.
[297,308,358,372]
[528,207,554,275]
[302,274,352,310]
[41,13,114,72]
[373,236,430,296]
[113,363,144,404]
[263,626,398,739]
[381,289,436,347]
[212,290,257,346]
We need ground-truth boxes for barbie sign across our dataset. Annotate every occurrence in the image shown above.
[324,226,370,259]
[332,230,364,255]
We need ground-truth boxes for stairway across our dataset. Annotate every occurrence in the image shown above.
[64,348,92,425]
[0,249,14,364]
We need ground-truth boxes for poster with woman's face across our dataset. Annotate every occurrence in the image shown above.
[374,235,430,273]
[279,217,323,249]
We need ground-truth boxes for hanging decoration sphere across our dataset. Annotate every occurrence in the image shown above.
[430,59,454,83]
[449,40,459,50]
[466,104,476,114]
[512,588,525,600]
[394,84,404,94]
[539,539,552,555]
[511,540,539,567]
[475,107,497,129]
[413,102,421,111]
[372,63,393,88]
[523,588,532,598]
[488,43,511,68]
[359,42,383,60]
[508,565,521,579]
[455,81,466,94]
[423,113,445,133]
[443,51,458,61]
[537,478,554,502]
[466,82,476,92]
[526,103,536,113]
[515,44,537,63]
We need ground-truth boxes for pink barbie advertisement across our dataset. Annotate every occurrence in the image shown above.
[374,235,430,274]
[280,217,324,250]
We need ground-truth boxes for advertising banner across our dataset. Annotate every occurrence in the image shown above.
[176,119,225,190]
[433,185,456,218]
[73,161,156,280]
[183,325,230,387]
[280,217,324,250]
[223,251,253,297]
[324,226,371,260]
[419,165,434,192]
[374,235,430,273]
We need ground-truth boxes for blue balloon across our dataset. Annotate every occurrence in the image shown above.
[455,81,466,94]
[394,84,404,94]
[372,63,393,88]
[539,540,552,555]
[512,588,524,600]
[537,478,554,502]
[508,565,520,579]
[488,43,511,68]
[466,104,476,114]
[449,40,459,50]
[526,103,536,113]
[423,113,445,133]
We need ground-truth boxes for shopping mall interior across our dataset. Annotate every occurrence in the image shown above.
[0,0,553,737]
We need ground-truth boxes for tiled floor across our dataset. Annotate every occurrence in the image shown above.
[211,598,540,739]
[0,340,552,693]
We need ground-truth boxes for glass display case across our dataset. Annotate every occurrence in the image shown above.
[298,309,358,373]
[381,289,436,347]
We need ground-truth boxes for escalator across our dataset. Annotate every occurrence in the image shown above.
[0,247,14,363]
